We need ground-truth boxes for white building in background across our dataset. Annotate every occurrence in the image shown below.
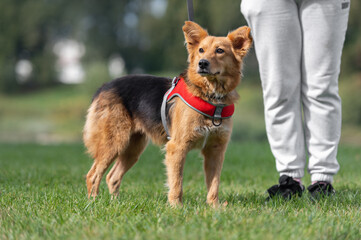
[108,55,126,79]
[53,39,85,84]
[15,59,33,83]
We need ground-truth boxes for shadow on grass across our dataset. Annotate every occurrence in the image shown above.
[221,186,361,208]
[98,182,361,209]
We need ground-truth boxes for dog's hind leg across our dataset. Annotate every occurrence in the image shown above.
[86,128,132,199]
[86,152,118,199]
[106,132,148,197]
[84,94,133,199]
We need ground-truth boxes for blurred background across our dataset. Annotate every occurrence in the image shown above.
[0,0,360,145]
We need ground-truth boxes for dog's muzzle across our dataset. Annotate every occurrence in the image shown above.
[198,59,210,75]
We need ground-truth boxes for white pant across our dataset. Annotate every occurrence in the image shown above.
[241,0,350,183]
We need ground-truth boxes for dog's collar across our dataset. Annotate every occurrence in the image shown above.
[161,77,235,139]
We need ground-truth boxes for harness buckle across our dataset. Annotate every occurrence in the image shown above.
[212,118,222,126]
[212,105,224,127]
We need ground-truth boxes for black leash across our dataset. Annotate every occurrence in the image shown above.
[187,0,194,21]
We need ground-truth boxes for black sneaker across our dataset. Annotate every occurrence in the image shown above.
[266,175,305,200]
[307,181,335,199]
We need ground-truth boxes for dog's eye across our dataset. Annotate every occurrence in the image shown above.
[199,48,204,53]
[216,48,224,54]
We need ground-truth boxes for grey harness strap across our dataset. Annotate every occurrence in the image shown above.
[161,77,233,140]
[161,77,179,140]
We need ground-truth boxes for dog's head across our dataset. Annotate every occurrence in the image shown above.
[182,21,252,97]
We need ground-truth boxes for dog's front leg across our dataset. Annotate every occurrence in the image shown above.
[202,139,228,207]
[164,140,188,207]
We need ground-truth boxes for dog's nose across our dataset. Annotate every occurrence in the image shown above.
[198,59,210,69]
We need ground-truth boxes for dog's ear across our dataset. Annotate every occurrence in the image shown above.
[182,21,208,51]
[227,26,253,59]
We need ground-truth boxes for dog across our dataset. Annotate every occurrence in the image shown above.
[83,21,252,206]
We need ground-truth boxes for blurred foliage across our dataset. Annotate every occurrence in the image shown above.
[81,61,110,96]
[340,75,361,125]
[342,0,361,75]
[1,0,359,92]
[0,0,360,135]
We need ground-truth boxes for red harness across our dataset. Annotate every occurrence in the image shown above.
[161,77,235,139]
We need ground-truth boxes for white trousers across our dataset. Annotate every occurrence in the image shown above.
[241,0,350,183]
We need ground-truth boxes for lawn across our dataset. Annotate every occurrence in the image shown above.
[1,142,361,239]
[0,75,360,239]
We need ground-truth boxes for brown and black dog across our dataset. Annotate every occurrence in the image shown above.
[83,21,252,206]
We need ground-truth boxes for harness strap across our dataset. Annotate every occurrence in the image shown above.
[161,77,234,140]
[161,77,179,140]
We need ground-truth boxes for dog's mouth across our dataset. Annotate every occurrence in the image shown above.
[197,69,221,76]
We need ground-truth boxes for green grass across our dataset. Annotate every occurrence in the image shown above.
[1,142,361,239]
[0,86,89,142]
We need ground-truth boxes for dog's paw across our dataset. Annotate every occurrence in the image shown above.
[168,199,183,208]
[110,194,119,201]
[207,199,221,208]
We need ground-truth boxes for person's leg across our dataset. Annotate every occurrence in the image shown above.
[300,0,350,183]
[241,0,306,179]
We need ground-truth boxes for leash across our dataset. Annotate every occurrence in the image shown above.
[187,0,194,21]
[160,0,193,140]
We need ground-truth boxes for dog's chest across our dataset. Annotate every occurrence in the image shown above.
[193,123,230,149]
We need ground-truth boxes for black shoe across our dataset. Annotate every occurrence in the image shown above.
[307,181,335,199]
[266,175,305,200]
